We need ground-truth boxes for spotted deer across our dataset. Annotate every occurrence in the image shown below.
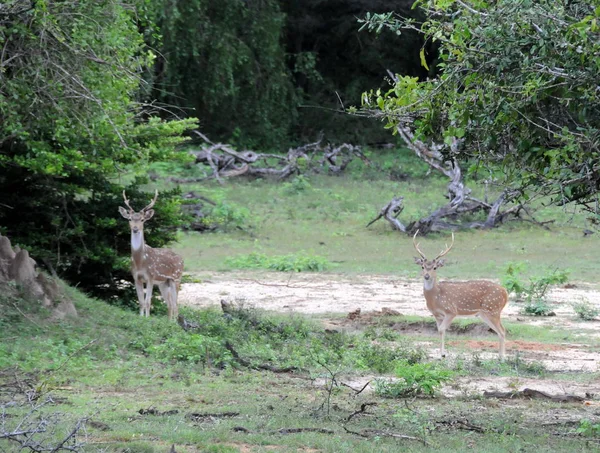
[119,190,184,321]
[412,230,508,359]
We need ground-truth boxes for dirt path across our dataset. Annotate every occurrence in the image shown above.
[180,271,600,333]
[180,272,600,395]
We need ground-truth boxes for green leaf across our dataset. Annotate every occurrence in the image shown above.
[420,47,430,71]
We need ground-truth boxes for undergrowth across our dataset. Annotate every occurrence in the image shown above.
[225,251,331,272]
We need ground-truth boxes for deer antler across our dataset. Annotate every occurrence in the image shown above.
[434,232,455,261]
[122,190,134,213]
[142,189,159,212]
[412,229,427,260]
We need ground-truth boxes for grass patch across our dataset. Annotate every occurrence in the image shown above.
[225,251,331,272]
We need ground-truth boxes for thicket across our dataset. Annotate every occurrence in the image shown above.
[0,1,196,300]
[361,0,600,209]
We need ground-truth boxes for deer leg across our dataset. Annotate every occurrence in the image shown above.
[478,312,506,360]
[437,314,456,358]
[158,282,171,319]
[134,277,145,316]
[169,279,179,321]
[143,279,154,317]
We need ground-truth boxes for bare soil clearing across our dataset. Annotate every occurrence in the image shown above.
[180,271,600,395]
[180,271,600,332]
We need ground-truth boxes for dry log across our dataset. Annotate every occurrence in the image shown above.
[483,388,584,403]
[184,131,370,182]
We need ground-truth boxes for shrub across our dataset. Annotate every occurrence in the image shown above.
[522,299,554,317]
[226,252,330,272]
[502,262,569,306]
[572,298,600,321]
[354,342,426,374]
[374,361,454,398]
[577,420,600,437]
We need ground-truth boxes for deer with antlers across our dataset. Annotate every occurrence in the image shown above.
[413,230,508,359]
[119,190,184,321]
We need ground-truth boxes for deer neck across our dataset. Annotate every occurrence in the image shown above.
[130,230,147,264]
[422,276,438,294]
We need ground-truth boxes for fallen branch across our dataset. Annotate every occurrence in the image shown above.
[224,341,302,374]
[346,402,377,421]
[342,426,426,445]
[341,381,371,396]
[231,426,334,435]
[185,131,370,182]
[483,388,584,403]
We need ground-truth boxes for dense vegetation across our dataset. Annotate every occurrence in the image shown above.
[2,0,600,300]
[361,0,600,207]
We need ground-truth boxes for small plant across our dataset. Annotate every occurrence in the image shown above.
[572,298,600,321]
[576,419,600,437]
[282,175,312,194]
[522,299,554,317]
[354,341,426,374]
[204,201,250,231]
[226,252,330,272]
[374,361,454,397]
[502,262,569,310]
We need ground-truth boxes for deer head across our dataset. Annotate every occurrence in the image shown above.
[119,190,158,248]
[413,230,454,289]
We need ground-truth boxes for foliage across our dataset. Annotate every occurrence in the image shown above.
[572,297,600,321]
[282,175,313,195]
[355,342,427,374]
[374,360,454,397]
[225,252,331,272]
[522,299,554,317]
[0,1,195,301]
[576,419,600,437]
[501,262,569,303]
[146,0,296,149]
[360,0,600,208]
[203,201,251,232]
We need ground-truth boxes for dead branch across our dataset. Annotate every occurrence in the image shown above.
[224,341,302,374]
[184,131,370,182]
[342,426,426,445]
[368,125,543,235]
[1,397,88,452]
[341,381,372,397]
[345,402,377,421]
[483,388,584,403]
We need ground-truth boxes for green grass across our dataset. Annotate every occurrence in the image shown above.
[161,149,600,283]
[2,284,599,452]
[3,150,600,452]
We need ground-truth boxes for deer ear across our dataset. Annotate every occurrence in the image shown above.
[436,259,446,267]
[414,257,424,265]
[144,209,155,221]
[118,206,131,219]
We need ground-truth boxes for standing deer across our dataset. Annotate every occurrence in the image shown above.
[412,230,508,359]
[119,190,184,321]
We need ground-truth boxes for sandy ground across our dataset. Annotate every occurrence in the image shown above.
[179,271,600,396]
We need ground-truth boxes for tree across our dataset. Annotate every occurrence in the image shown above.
[360,0,600,212]
[0,0,196,301]
[147,0,296,149]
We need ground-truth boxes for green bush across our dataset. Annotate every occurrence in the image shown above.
[572,298,600,321]
[501,262,569,306]
[204,201,251,231]
[522,299,554,317]
[374,361,454,398]
[226,252,330,272]
[354,342,427,374]
[577,420,600,437]
[282,175,313,195]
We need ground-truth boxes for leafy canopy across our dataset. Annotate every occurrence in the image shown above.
[0,0,196,300]
[360,0,600,208]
